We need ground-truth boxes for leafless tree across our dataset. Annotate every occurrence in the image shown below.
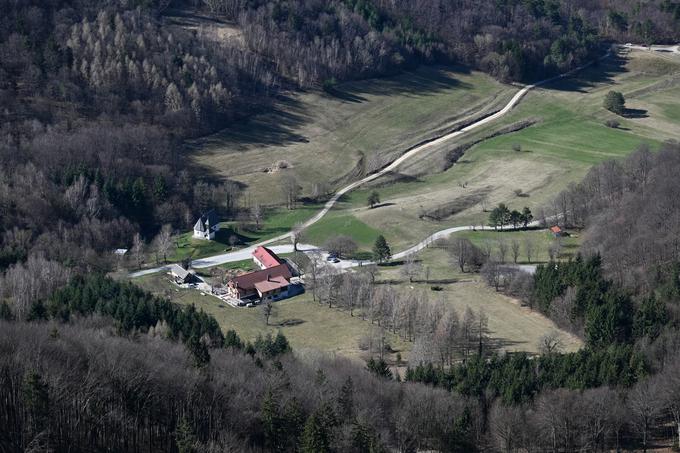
[291,222,304,252]
[497,237,508,264]
[490,403,525,453]
[281,174,301,210]
[323,235,357,258]
[400,253,422,282]
[481,261,502,291]
[131,233,144,269]
[548,239,562,261]
[538,331,564,355]
[261,299,274,326]
[628,380,663,452]
[251,204,263,230]
[460,307,476,361]
[656,361,680,449]
[154,224,173,263]
[524,237,534,264]
[449,237,471,273]
[511,240,520,264]
[304,250,322,302]
[318,268,340,308]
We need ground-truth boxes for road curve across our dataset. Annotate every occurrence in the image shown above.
[130,50,609,278]
[258,49,610,245]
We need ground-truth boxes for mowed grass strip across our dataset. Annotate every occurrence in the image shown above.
[303,212,382,250]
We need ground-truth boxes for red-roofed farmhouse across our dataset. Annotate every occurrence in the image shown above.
[253,246,283,269]
[227,263,292,300]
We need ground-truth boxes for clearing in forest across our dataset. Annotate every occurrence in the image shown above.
[307,49,680,252]
[188,65,512,206]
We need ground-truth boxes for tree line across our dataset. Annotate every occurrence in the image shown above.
[0,274,482,452]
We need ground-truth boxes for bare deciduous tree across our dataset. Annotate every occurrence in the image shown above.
[511,240,520,264]
[261,299,274,326]
[131,233,144,269]
[524,237,534,264]
[154,224,173,263]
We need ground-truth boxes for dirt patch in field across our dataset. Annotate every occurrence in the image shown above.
[420,186,493,221]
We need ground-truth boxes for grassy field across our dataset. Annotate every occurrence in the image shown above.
[450,228,581,264]
[134,233,582,361]
[153,49,679,362]
[189,65,513,205]
[375,246,582,354]
[166,204,320,262]
[134,273,409,361]
[303,50,680,253]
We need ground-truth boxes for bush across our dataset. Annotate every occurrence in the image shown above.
[604,91,625,115]
[322,77,338,92]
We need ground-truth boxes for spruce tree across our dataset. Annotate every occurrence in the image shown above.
[22,372,49,432]
[337,376,354,420]
[604,90,625,115]
[301,412,331,453]
[175,416,196,453]
[0,301,13,320]
[372,235,391,262]
[261,389,284,451]
[186,334,210,368]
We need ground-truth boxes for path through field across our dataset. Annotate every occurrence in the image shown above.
[130,49,612,278]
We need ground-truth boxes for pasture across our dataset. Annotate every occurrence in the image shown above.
[305,49,680,253]
[189,65,512,205]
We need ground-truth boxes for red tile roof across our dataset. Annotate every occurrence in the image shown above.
[254,276,289,294]
[229,264,292,292]
[550,226,562,234]
[253,246,282,268]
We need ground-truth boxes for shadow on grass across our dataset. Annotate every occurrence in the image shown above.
[187,94,310,151]
[275,319,305,327]
[540,53,628,93]
[337,65,473,100]
[370,202,396,209]
[624,108,649,118]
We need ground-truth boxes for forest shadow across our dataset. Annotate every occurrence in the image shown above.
[165,7,230,26]
[540,53,628,93]
[187,94,311,151]
[333,66,473,101]
[486,336,527,352]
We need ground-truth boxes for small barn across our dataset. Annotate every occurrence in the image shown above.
[169,264,196,284]
[550,226,564,237]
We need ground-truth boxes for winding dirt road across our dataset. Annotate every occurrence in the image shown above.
[130,50,610,278]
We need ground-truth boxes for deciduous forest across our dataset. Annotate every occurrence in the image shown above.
[3,0,680,451]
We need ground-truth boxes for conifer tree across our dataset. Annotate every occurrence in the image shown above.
[373,235,391,262]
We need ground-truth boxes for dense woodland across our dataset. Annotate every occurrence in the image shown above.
[1,0,679,275]
[3,0,680,451]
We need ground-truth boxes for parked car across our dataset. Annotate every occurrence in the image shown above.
[326,253,338,261]
[331,258,340,263]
